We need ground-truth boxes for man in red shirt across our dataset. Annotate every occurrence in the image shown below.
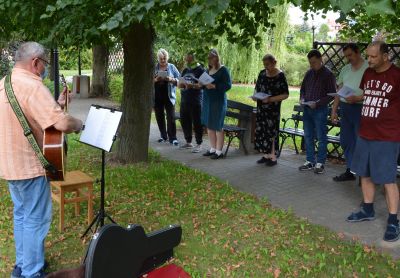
[347,41,400,242]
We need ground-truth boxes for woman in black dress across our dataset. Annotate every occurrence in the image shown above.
[252,54,289,166]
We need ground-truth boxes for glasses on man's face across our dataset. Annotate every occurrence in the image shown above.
[36,57,50,66]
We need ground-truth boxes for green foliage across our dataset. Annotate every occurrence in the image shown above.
[338,1,400,42]
[287,24,313,54]
[217,32,266,84]
[108,74,124,103]
[59,47,92,70]
[281,52,309,86]
[269,1,290,65]
[216,3,289,84]
[315,23,330,42]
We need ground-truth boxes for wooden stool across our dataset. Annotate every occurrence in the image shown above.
[51,171,94,232]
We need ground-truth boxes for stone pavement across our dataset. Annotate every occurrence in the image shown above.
[149,126,400,259]
[69,98,400,258]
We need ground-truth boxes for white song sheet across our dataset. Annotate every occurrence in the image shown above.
[80,106,122,152]
[196,72,215,85]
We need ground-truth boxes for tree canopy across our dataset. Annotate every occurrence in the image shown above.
[0,0,398,163]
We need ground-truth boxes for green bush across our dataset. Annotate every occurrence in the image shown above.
[59,47,92,70]
[281,52,309,86]
[108,74,124,103]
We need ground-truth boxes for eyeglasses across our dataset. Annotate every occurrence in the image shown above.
[36,57,50,65]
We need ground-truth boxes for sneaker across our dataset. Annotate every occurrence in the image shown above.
[210,153,224,160]
[179,143,193,149]
[384,223,400,242]
[11,265,22,278]
[171,140,179,146]
[203,150,215,156]
[299,161,314,171]
[157,138,166,143]
[257,157,270,164]
[314,163,325,174]
[192,144,202,153]
[346,208,375,222]
[333,171,356,182]
[266,160,277,167]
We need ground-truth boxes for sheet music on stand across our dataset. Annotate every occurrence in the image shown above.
[80,105,122,152]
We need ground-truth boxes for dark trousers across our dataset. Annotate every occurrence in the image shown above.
[180,101,203,145]
[154,92,176,142]
[339,102,362,169]
[303,106,328,164]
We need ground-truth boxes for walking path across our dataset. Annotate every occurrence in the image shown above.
[70,98,400,258]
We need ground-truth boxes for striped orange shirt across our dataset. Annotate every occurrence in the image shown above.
[0,67,67,180]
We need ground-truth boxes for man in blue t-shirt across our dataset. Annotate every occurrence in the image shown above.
[178,53,205,153]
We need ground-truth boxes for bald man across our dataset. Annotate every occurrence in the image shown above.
[347,41,400,242]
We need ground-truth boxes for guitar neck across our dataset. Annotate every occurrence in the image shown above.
[60,74,69,112]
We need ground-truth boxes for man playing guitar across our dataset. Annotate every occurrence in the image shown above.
[0,42,82,278]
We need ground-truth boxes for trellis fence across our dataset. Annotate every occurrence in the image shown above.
[313,41,400,77]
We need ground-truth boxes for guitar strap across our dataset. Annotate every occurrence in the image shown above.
[4,74,57,175]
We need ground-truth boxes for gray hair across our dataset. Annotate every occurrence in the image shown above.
[15,42,47,62]
[157,48,169,61]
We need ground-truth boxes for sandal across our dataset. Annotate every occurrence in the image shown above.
[384,223,400,242]
[346,208,375,222]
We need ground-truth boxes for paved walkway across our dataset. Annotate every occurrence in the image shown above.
[70,98,400,258]
[149,127,400,259]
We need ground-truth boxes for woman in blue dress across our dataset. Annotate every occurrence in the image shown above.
[202,49,232,159]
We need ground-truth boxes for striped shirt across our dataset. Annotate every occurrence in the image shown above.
[0,68,67,180]
[300,66,336,107]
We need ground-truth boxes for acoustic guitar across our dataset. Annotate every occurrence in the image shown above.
[43,74,69,181]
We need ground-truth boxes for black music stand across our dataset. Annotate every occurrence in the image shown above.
[80,105,122,238]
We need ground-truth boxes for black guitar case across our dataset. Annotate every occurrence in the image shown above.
[84,223,182,278]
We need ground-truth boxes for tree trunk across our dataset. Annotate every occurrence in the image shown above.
[117,23,155,163]
[90,44,108,97]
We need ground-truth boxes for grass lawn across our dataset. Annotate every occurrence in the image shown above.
[60,69,92,76]
[0,136,399,277]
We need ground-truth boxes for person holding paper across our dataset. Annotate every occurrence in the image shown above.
[298,49,336,174]
[251,54,289,166]
[346,41,400,242]
[178,53,205,153]
[201,49,232,159]
[0,42,83,278]
[153,48,180,145]
[331,43,369,182]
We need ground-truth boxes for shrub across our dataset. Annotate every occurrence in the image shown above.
[281,52,309,86]
[108,74,124,103]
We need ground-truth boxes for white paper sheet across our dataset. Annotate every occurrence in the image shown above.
[249,92,271,100]
[80,106,122,152]
[197,72,214,85]
[301,100,318,107]
[156,70,168,78]
[337,86,355,98]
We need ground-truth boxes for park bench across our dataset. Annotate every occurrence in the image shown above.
[223,100,256,157]
[174,100,255,157]
[279,104,343,159]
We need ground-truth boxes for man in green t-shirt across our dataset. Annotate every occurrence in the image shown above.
[331,43,369,182]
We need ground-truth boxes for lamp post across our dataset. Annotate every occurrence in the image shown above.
[312,25,316,47]
[78,47,82,76]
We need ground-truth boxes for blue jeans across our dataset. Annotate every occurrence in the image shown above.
[303,106,328,164]
[8,176,52,278]
[339,102,362,169]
